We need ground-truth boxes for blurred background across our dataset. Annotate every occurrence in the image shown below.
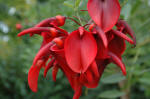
[0,0,150,99]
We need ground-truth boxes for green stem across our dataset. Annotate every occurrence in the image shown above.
[121,0,129,7]
[85,88,89,96]
[74,0,83,26]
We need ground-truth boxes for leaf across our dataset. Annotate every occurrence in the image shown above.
[121,3,132,20]
[99,90,125,98]
[63,0,74,9]
[139,78,150,85]
[87,0,120,32]
[101,73,126,84]
[75,0,81,9]
[64,28,97,73]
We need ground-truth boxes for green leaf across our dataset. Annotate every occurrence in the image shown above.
[139,78,150,85]
[99,90,125,98]
[63,0,74,9]
[121,3,131,20]
[75,0,81,9]
[101,73,126,84]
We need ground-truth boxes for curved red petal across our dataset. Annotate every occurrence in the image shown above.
[87,0,120,32]
[111,29,134,44]
[84,61,99,88]
[96,35,108,59]
[35,17,56,27]
[33,42,53,66]
[108,35,126,58]
[108,52,126,75]
[18,27,51,37]
[96,26,108,48]
[28,65,42,92]
[73,86,82,99]
[116,20,136,45]
[52,64,59,82]
[43,59,55,78]
[91,61,99,78]
[65,29,97,73]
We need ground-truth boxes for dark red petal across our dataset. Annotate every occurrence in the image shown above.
[73,86,82,99]
[85,70,94,83]
[108,52,126,75]
[43,59,55,78]
[87,0,120,32]
[52,64,59,82]
[96,36,108,59]
[122,20,136,45]
[28,65,42,92]
[35,17,56,27]
[96,26,108,48]
[17,27,51,37]
[33,42,53,66]
[55,15,66,26]
[108,35,126,57]
[35,16,66,27]
[65,29,97,73]
[53,26,68,35]
[91,61,99,78]
[111,29,134,44]
[84,61,99,88]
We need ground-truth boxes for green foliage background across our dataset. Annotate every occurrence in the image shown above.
[0,0,150,99]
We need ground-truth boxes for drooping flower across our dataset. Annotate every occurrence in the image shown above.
[17,0,136,99]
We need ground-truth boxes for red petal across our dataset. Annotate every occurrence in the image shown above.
[108,52,126,75]
[87,0,120,32]
[96,35,108,59]
[73,86,82,99]
[84,62,99,88]
[123,21,136,45]
[28,65,42,92]
[90,61,99,78]
[108,35,126,58]
[85,70,94,83]
[18,27,51,37]
[96,26,108,48]
[52,64,59,82]
[65,28,97,73]
[116,20,136,45]
[33,42,53,66]
[35,16,66,27]
[111,29,134,44]
[35,17,56,27]
[43,59,55,78]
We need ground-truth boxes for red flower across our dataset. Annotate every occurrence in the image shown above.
[17,0,136,99]
[16,23,22,30]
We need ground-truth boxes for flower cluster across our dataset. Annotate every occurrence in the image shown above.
[18,0,136,99]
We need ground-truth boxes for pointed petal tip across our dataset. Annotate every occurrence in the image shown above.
[17,34,21,37]
[108,52,127,76]
[123,70,127,76]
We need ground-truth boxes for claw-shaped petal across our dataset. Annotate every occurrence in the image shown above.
[28,64,42,92]
[96,26,108,48]
[43,59,55,78]
[18,27,53,37]
[108,52,126,75]
[73,86,82,99]
[52,63,59,82]
[111,29,134,44]
[35,15,66,27]
[33,42,53,66]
